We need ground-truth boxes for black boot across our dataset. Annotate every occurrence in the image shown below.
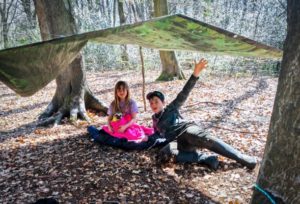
[158,143,219,170]
[204,137,257,169]
[157,142,178,163]
[176,151,219,170]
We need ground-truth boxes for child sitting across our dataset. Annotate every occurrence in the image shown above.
[147,59,257,169]
[101,81,154,142]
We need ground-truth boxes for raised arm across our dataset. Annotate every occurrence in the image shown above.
[169,59,208,109]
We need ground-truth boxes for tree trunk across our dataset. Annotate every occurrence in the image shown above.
[0,0,18,48]
[2,20,9,48]
[251,0,300,203]
[134,0,144,20]
[156,51,184,81]
[153,0,185,81]
[139,46,147,111]
[118,0,126,24]
[253,2,262,39]
[21,0,36,28]
[239,0,247,34]
[106,0,112,26]
[34,0,107,126]
[131,3,138,22]
[118,0,129,67]
[113,0,116,27]
[0,2,7,48]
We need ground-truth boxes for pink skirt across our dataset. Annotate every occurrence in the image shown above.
[102,114,154,142]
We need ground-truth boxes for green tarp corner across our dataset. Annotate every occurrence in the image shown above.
[0,14,282,96]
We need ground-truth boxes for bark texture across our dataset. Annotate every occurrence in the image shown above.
[118,0,129,65]
[251,0,300,203]
[34,0,107,126]
[153,0,185,81]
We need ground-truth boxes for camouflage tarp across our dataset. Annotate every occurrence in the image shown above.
[0,14,282,96]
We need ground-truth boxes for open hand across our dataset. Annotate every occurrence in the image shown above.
[108,125,114,133]
[193,58,208,77]
[141,136,149,142]
[118,125,127,133]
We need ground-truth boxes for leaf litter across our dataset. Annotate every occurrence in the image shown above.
[0,70,277,203]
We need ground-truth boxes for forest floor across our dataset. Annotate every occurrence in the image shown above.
[0,70,278,204]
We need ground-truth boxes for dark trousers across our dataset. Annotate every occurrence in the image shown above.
[161,124,256,169]
[87,126,167,150]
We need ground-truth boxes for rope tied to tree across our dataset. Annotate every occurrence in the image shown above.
[254,184,276,204]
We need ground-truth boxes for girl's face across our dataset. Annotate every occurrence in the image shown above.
[149,96,164,113]
[116,86,128,100]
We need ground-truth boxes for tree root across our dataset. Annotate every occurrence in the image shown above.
[38,92,107,127]
[85,89,108,113]
[38,101,57,120]
[38,109,66,127]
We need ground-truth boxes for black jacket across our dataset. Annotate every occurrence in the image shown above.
[152,74,199,142]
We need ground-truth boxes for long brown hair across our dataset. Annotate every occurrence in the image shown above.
[112,81,131,115]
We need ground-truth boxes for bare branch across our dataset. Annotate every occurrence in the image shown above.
[277,0,287,11]
[8,0,18,27]
[0,1,5,17]
[6,0,16,19]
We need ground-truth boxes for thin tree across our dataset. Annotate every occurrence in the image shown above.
[34,0,107,126]
[20,0,36,29]
[153,0,185,81]
[117,0,129,66]
[139,46,147,111]
[251,0,300,203]
[0,0,18,48]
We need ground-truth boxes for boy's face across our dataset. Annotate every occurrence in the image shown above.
[149,96,165,113]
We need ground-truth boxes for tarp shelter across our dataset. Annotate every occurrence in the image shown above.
[0,14,282,97]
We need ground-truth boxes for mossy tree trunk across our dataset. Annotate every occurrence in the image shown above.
[153,0,185,81]
[251,0,300,203]
[34,0,107,126]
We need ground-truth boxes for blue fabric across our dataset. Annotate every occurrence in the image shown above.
[87,126,167,150]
